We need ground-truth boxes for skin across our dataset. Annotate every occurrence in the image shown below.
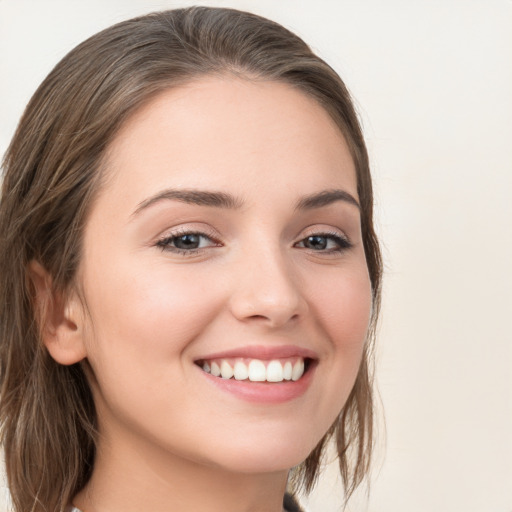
[41,77,372,512]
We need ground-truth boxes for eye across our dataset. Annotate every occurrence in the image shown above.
[156,230,219,254]
[295,233,352,253]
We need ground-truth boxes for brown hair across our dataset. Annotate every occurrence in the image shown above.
[0,7,382,512]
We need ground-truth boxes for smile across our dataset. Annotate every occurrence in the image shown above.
[193,345,318,403]
[197,357,308,383]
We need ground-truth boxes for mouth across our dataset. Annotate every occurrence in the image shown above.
[194,357,315,383]
[193,345,318,403]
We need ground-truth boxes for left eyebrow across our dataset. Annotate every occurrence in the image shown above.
[295,189,360,211]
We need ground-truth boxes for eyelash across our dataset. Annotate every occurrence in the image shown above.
[155,228,220,256]
[155,229,352,256]
[294,231,353,253]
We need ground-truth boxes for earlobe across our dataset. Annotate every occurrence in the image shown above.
[28,260,87,365]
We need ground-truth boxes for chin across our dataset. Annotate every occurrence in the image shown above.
[214,453,306,475]
[198,427,324,475]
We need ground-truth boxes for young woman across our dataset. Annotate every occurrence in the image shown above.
[0,7,382,512]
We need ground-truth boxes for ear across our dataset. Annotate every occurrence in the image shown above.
[28,260,87,365]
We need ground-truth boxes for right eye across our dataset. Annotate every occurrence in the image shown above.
[155,231,219,255]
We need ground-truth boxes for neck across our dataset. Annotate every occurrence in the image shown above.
[73,426,289,512]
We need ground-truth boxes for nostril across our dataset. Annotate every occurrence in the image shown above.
[228,263,307,327]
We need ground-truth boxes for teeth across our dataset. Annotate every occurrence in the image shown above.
[220,360,234,379]
[211,361,221,377]
[291,359,304,381]
[200,357,306,383]
[283,361,293,380]
[266,360,284,382]
[248,360,266,382]
[233,361,249,381]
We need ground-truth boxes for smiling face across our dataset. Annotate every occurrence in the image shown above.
[71,77,372,475]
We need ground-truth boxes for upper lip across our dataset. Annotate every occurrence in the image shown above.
[194,344,318,361]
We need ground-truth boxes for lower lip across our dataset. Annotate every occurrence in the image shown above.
[198,363,317,404]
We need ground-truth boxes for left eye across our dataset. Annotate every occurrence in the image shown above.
[295,234,351,252]
[156,232,216,252]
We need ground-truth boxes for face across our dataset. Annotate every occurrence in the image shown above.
[75,77,372,474]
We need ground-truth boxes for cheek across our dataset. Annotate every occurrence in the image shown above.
[81,258,223,368]
[313,268,372,353]
[79,259,227,433]
[306,265,372,410]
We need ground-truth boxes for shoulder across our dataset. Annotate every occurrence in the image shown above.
[284,493,305,512]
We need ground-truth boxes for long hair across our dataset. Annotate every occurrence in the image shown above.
[0,7,382,511]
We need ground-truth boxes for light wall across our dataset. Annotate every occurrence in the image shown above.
[1,1,511,511]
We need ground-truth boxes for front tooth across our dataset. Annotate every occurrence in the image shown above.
[220,361,234,379]
[266,360,284,382]
[283,361,293,380]
[291,359,305,381]
[211,361,221,377]
[202,361,211,374]
[248,360,266,382]
[233,361,249,380]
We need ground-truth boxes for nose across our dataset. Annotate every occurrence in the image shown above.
[228,246,308,328]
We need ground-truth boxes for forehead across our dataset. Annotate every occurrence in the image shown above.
[100,76,357,206]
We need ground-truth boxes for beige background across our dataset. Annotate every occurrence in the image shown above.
[1,1,511,511]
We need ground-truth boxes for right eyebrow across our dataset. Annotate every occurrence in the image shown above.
[131,188,244,218]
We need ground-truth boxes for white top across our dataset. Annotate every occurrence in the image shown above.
[69,505,296,512]
[68,494,301,512]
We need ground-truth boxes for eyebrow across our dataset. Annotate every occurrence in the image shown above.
[132,189,243,217]
[295,189,360,210]
[131,187,359,217]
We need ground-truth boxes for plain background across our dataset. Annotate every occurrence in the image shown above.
[1,1,511,511]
